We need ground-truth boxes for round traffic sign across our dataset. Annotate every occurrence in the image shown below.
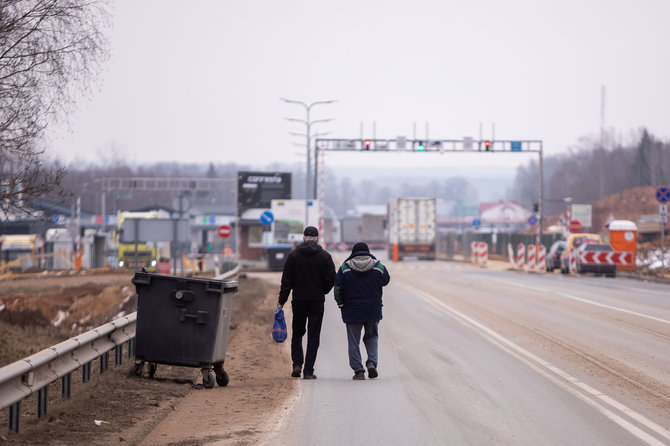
[528,215,538,226]
[217,224,232,239]
[260,210,274,225]
[656,186,670,204]
[568,220,582,233]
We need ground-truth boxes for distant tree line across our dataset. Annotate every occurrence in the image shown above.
[507,129,670,216]
[52,158,480,219]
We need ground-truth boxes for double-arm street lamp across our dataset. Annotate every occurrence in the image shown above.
[280,98,337,227]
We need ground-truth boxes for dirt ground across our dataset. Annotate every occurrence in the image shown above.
[0,270,297,445]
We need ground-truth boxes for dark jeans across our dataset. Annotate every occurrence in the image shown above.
[291,300,324,375]
[346,321,379,372]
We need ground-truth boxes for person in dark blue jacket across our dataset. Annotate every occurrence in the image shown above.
[334,242,390,380]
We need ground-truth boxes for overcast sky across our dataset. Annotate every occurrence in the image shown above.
[46,0,670,172]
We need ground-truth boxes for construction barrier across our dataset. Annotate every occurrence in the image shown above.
[516,244,525,270]
[470,242,488,267]
[478,242,488,268]
[570,251,578,274]
[508,243,516,268]
[537,245,547,273]
[527,244,536,272]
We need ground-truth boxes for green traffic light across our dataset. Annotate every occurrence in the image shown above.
[417,141,425,151]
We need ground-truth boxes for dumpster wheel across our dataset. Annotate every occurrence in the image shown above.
[215,369,230,387]
[202,370,216,389]
[131,361,144,377]
[148,363,157,379]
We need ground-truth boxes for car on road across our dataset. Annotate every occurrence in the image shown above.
[560,233,602,274]
[575,243,616,277]
[546,240,566,272]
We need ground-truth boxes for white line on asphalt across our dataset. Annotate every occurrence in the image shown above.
[557,292,670,325]
[396,284,670,446]
[486,278,670,326]
[611,285,670,297]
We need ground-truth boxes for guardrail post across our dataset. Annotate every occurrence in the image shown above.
[8,401,20,433]
[61,373,71,399]
[114,345,123,366]
[82,362,91,383]
[100,351,109,373]
[37,387,48,419]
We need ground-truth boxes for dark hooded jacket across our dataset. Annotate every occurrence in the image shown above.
[333,251,390,323]
[278,241,335,305]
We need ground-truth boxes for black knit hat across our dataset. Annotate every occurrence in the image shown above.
[303,226,319,237]
[351,242,369,254]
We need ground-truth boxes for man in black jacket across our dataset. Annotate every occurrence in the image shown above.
[278,226,335,379]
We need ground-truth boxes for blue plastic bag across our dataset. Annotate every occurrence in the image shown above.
[272,307,287,343]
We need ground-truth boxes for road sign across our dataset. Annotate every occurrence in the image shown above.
[656,186,670,203]
[217,224,232,239]
[660,204,668,223]
[510,141,522,152]
[568,220,582,233]
[528,215,538,226]
[472,218,481,228]
[260,210,274,225]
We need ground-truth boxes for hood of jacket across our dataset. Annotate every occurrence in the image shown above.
[347,253,377,272]
[297,240,323,256]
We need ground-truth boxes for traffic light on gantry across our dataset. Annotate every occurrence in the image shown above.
[416,141,425,151]
[484,140,491,151]
[364,139,371,150]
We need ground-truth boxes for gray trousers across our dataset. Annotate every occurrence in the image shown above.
[346,321,379,372]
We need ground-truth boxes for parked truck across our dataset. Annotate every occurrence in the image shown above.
[387,197,437,260]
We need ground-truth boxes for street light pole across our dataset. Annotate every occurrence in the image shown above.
[281,98,336,228]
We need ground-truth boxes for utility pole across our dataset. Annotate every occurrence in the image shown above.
[281,98,336,228]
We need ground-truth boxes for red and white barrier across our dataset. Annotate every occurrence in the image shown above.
[527,244,536,272]
[470,242,488,267]
[537,245,546,273]
[516,244,525,269]
[570,251,578,274]
[478,242,488,268]
[579,251,634,266]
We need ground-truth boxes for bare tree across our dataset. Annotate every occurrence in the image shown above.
[0,0,108,218]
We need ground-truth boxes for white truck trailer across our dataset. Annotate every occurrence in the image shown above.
[387,197,437,261]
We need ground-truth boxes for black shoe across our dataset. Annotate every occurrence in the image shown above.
[366,362,378,379]
[353,371,365,380]
[291,366,301,378]
[303,374,317,379]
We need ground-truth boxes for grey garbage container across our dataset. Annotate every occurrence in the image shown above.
[267,244,292,271]
[130,271,238,388]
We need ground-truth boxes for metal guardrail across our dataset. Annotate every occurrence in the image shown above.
[0,313,137,432]
[0,262,240,434]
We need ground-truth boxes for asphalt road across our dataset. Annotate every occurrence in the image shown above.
[266,258,670,445]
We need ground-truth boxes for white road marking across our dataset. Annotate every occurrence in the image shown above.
[486,278,670,325]
[557,292,670,325]
[396,283,670,446]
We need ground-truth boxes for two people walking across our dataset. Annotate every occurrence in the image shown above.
[278,227,390,380]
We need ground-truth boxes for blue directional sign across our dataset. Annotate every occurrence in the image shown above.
[510,141,522,152]
[528,215,538,226]
[656,186,670,204]
[472,218,481,228]
[260,210,274,225]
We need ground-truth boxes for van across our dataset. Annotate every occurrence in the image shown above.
[560,232,602,274]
